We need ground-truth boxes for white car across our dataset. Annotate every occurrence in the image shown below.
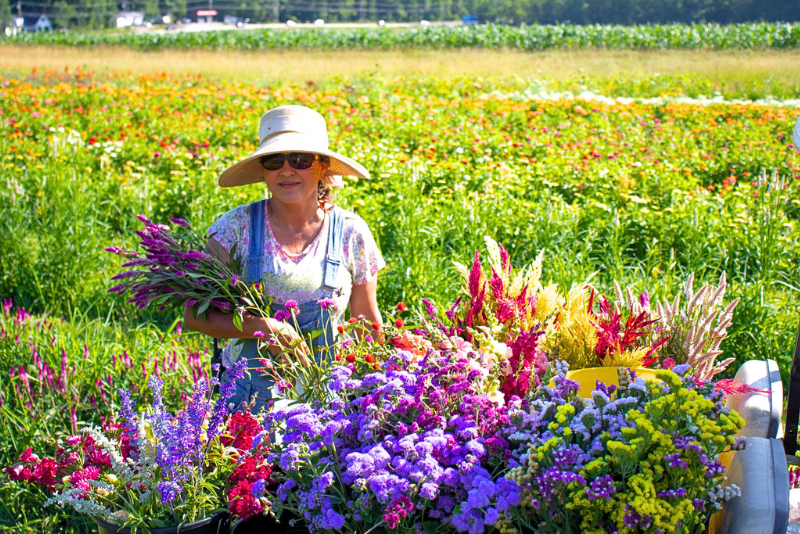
[313,19,324,26]
[419,19,430,26]
[285,20,296,27]
[377,20,386,26]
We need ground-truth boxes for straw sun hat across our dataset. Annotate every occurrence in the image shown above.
[218,105,370,188]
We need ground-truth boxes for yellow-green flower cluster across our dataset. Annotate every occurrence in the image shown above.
[503,363,745,534]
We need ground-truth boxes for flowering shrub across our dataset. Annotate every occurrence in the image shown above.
[502,362,746,534]
[266,344,520,534]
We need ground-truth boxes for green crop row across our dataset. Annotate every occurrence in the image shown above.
[6,23,800,51]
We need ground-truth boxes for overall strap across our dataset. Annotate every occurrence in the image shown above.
[322,207,344,291]
[246,199,267,284]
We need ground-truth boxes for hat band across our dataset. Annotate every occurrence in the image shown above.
[258,131,329,153]
[258,114,328,146]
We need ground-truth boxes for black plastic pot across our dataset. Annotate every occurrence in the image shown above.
[93,512,230,534]
[230,513,307,534]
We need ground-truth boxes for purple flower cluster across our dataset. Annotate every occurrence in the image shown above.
[268,350,520,534]
[134,358,246,505]
[106,215,246,317]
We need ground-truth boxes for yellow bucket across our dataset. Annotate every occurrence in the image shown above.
[557,367,661,398]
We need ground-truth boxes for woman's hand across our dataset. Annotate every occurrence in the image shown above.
[349,276,383,340]
[263,317,312,368]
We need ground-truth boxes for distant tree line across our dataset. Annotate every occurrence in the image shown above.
[6,0,800,29]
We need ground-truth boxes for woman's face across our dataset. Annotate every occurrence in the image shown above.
[261,153,327,207]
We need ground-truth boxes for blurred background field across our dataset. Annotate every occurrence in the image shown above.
[1,41,800,531]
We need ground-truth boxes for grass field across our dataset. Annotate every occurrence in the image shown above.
[1,47,799,531]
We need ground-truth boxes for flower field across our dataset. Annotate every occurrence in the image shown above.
[7,23,800,51]
[1,65,799,531]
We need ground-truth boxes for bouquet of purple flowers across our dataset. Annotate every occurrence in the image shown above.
[107,215,271,329]
[266,342,520,534]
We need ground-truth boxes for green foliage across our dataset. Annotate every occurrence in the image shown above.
[8,23,800,50]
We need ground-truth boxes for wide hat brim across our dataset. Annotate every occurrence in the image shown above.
[218,131,370,188]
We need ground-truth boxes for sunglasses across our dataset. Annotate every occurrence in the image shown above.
[260,152,320,171]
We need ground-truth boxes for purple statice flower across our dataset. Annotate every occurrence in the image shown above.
[658,487,688,499]
[664,453,688,469]
[586,475,616,501]
[229,274,241,286]
[136,214,153,225]
[169,217,191,228]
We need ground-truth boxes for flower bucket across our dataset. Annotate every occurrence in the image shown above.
[93,512,229,534]
[562,367,661,398]
[230,513,307,534]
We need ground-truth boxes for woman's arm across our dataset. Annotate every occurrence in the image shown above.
[349,276,382,330]
[182,237,309,357]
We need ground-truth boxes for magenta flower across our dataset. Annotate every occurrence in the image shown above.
[284,301,299,314]
[169,218,191,228]
[274,310,291,322]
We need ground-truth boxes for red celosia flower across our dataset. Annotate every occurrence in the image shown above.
[396,302,407,311]
[488,268,505,300]
[364,354,375,363]
[372,321,381,331]
[494,299,516,323]
[345,353,356,363]
[395,318,404,328]
[501,329,546,399]
[337,325,346,334]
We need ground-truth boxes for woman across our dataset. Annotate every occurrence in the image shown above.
[184,105,385,412]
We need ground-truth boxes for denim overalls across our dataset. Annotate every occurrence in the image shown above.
[227,199,343,413]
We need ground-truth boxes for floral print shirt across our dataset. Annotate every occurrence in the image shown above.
[207,201,385,318]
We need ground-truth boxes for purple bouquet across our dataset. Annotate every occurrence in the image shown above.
[266,347,521,534]
[107,215,270,326]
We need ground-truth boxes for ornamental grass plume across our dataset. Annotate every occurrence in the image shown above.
[502,362,746,534]
[653,272,739,380]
